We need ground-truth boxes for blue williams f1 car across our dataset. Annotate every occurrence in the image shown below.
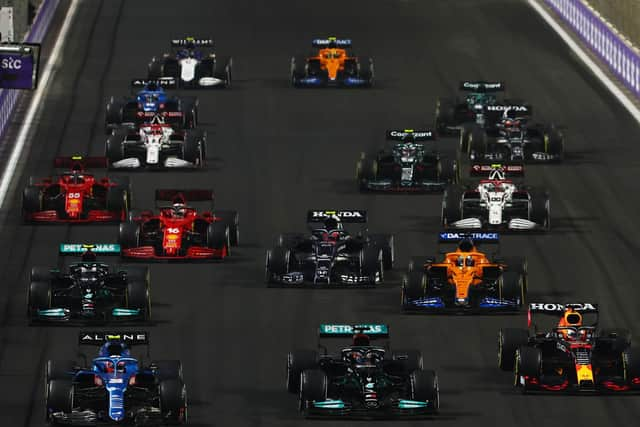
[287,324,439,418]
[402,232,527,313]
[46,331,187,425]
[148,38,232,88]
[105,79,198,134]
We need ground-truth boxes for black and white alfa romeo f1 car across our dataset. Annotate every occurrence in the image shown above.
[441,164,550,231]
[265,210,394,286]
[106,116,206,169]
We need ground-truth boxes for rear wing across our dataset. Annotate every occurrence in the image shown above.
[312,37,352,48]
[307,210,367,223]
[59,243,121,255]
[460,81,505,92]
[131,78,177,89]
[528,303,598,314]
[485,104,532,116]
[386,129,435,142]
[155,189,214,203]
[171,38,213,47]
[469,163,524,178]
[318,324,389,338]
[438,232,500,244]
[528,303,599,329]
[54,156,107,170]
[78,331,149,346]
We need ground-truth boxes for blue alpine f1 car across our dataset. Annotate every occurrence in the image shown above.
[104,78,198,134]
[46,332,187,425]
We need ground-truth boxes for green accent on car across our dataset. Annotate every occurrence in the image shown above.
[398,400,428,409]
[319,324,388,335]
[313,399,345,409]
[112,308,141,316]
[37,308,69,317]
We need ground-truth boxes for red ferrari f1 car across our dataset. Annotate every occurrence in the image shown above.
[22,156,130,223]
[118,189,239,260]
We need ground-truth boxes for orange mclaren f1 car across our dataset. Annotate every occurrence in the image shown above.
[401,232,527,312]
[290,37,374,87]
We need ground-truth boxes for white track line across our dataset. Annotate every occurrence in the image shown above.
[527,0,640,125]
[0,0,81,209]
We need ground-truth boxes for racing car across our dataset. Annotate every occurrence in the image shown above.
[148,37,232,88]
[119,189,239,260]
[461,108,565,162]
[401,232,526,312]
[290,37,374,87]
[435,81,528,135]
[22,156,130,223]
[104,78,198,134]
[356,129,457,192]
[45,331,187,425]
[287,324,439,417]
[106,115,206,169]
[441,163,550,231]
[265,210,394,286]
[498,303,640,393]
[28,244,150,323]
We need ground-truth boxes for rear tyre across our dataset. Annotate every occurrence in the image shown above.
[31,266,52,282]
[105,133,125,166]
[215,210,240,246]
[299,369,327,413]
[360,246,383,284]
[126,280,151,321]
[22,185,42,221]
[438,158,457,184]
[265,247,290,283]
[287,350,318,393]
[514,346,541,389]
[392,350,423,374]
[119,222,140,249]
[498,328,529,371]
[358,57,374,87]
[441,185,463,226]
[159,379,188,424]
[104,99,124,134]
[356,156,377,191]
[499,271,525,308]
[46,380,73,423]
[530,191,550,230]
[206,222,230,255]
[182,133,204,166]
[468,126,486,159]
[369,234,394,270]
[28,281,51,316]
[435,97,456,135]
[410,370,439,412]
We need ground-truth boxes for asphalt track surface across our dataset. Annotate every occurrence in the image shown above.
[0,0,639,426]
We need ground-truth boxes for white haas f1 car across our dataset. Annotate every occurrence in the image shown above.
[441,164,550,231]
[106,116,206,169]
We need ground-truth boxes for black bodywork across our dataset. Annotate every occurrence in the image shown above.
[265,210,394,286]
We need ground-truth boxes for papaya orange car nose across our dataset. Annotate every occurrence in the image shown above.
[325,60,340,80]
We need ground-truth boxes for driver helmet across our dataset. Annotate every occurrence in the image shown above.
[172,202,187,218]
[458,238,475,253]
[105,342,125,357]
[352,333,370,347]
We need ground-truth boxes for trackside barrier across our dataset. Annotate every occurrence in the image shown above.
[0,0,60,141]
[544,0,640,99]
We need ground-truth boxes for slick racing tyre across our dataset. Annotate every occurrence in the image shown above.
[46,379,73,423]
[369,234,394,270]
[159,379,188,424]
[624,347,640,386]
[180,98,199,129]
[147,58,163,79]
[290,55,307,87]
[105,132,125,166]
[30,266,52,282]
[402,272,426,307]
[299,369,327,413]
[495,256,528,293]
[356,155,377,192]
[265,247,290,283]
[126,280,151,321]
[468,125,487,159]
[410,370,439,412]
[287,350,318,393]
[182,133,204,166]
[544,126,564,160]
[498,328,529,371]
[119,222,141,249]
[28,281,51,316]
[216,210,240,246]
[529,190,550,231]
[360,246,384,284]
[499,271,525,308]
[106,177,130,219]
[438,157,457,184]
[22,185,42,221]
[441,185,463,226]
[206,222,230,255]
[153,360,184,381]
[514,346,541,389]
[104,98,124,135]
[407,256,436,272]
[357,57,374,87]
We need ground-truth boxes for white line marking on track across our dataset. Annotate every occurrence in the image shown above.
[0,0,82,209]
[527,0,640,125]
